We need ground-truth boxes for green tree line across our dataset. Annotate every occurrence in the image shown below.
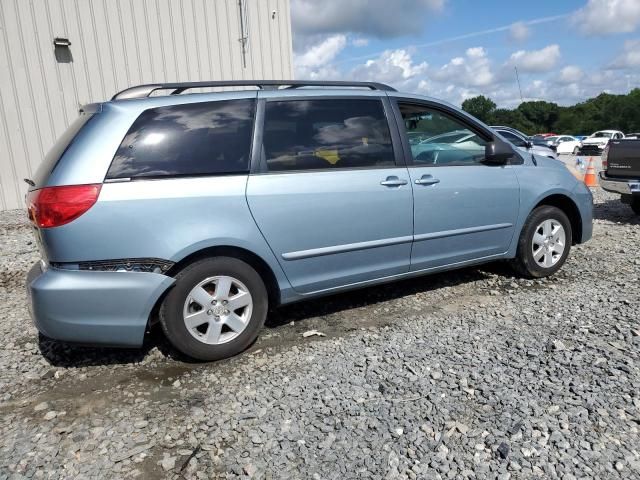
[461,89,640,135]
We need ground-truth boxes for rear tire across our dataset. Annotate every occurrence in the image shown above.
[511,206,572,278]
[631,197,640,216]
[160,257,268,361]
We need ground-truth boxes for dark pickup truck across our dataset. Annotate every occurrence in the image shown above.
[599,139,640,215]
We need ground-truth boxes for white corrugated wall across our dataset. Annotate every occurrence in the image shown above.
[0,0,293,210]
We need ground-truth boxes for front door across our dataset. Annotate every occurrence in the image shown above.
[395,101,521,271]
[247,96,413,293]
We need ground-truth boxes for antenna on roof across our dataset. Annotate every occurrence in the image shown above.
[514,66,524,104]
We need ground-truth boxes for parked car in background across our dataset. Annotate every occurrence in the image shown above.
[491,126,558,160]
[600,139,640,215]
[550,135,582,155]
[625,133,640,139]
[25,80,592,361]
[574,135,588,141]
[580,130,625,155]
[530,136,554,148]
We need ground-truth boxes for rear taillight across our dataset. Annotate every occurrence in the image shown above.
[602,145,609,170]
[27,184,102,228]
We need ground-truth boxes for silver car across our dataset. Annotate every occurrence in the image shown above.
[491,126,559,160]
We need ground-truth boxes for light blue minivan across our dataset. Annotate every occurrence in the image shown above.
[26,80,593,360]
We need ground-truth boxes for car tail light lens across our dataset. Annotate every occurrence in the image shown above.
[27,184,101,228]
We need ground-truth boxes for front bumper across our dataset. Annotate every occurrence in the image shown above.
[580,145,605,154]
[572,182,594,244]
[26,262,175,347]
[599,172,640,195]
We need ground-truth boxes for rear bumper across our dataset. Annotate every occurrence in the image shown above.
[26,262,175,347]
[599,172,640,195]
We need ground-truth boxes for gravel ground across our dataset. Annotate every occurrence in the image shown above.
[1,188,639,479]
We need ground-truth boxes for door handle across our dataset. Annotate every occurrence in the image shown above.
[415,174,440,186]
[380,176,408,187]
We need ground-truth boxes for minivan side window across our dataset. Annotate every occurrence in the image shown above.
[106,99,255,180]
[263,99,395,172]
[398,103,487,166]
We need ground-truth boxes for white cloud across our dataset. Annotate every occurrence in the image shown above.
[351,37,369,47]
[508,44,561,72]
[291,0,444,39]
[294,34,347,68]
[433,47,495,87]
[558,65,584,83]
[294,35,346,79]
[349,49,428,91]
[573,0,640,35]
[611,39,640,68]
[509,22,530,42]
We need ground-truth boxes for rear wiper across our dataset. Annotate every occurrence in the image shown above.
[24,178,35,187]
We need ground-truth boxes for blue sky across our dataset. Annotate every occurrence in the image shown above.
[291,0,640,107]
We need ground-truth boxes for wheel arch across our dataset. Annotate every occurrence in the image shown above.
[166,245,282,307]
[532,193,583,244]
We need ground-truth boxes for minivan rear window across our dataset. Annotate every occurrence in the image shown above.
[106,99,255,180]
[32,112,95,187]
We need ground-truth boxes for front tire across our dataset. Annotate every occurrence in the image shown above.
[511,206,572,278]
[160,257,268,361]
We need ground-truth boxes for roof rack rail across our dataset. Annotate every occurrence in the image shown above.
[111,80,396,100]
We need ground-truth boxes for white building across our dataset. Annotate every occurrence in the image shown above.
[0,0,293,210]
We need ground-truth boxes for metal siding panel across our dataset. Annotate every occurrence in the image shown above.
[63,0,95,103]
[192,0,211,79]
[90,0,118,96]
[35,0,71,133]
[130,0,155,84]
[116,0,141,86]
[100,0,130,91]
[0,0,38,204]
[181,0,200,80]
[245,0,261,79]
[0,87,15,209]
[55,0,85,122]
[209,0,230,80]
[157,0,177,82]
[75,0,108,101]
[142,0,166,81]
[253,0,267,78]
[278,0,293,78]
[219,0,238,80]
[0,0,294,210]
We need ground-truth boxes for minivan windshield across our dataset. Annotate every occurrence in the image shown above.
[32,113,95,187]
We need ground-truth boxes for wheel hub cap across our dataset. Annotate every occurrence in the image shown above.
[182,275,253,345]
[532,219,566,268]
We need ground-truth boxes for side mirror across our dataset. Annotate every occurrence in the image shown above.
[485,139,514,164]
[525,140,533,149]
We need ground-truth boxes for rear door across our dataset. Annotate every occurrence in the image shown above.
[246,94,413,294]
[392,99,520,271]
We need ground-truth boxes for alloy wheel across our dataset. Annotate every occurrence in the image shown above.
[182,275,253,345]
[531,219,566,268]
